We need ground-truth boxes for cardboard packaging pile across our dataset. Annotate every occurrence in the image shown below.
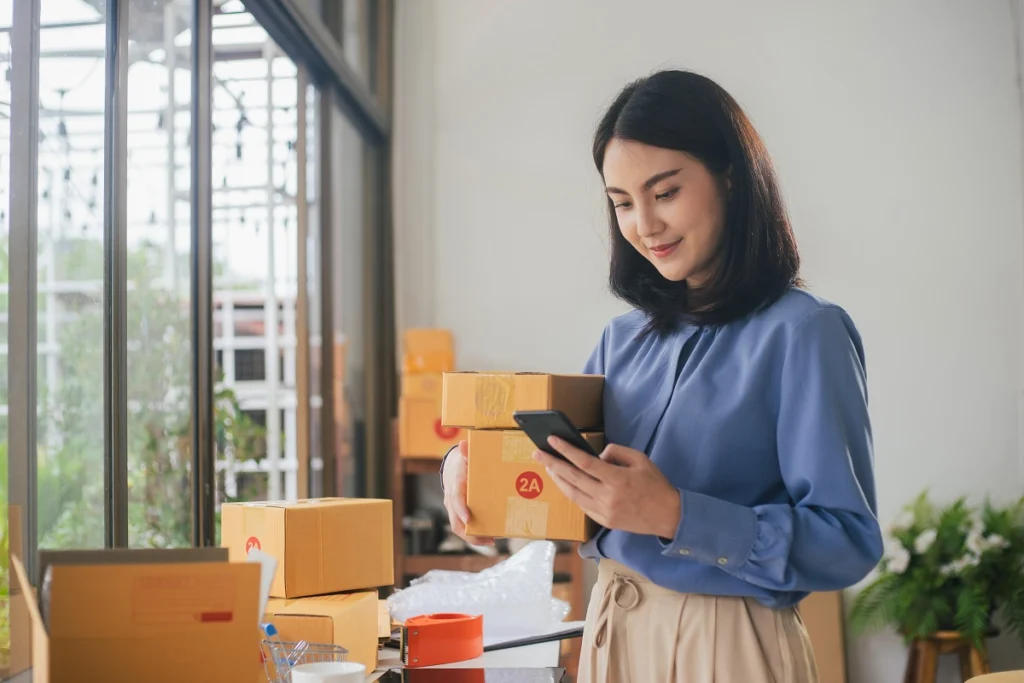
[221,497,395,675]
[441,371,604,542]
[398,329,464,458]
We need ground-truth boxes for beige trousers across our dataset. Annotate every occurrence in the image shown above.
[577,560,819,683]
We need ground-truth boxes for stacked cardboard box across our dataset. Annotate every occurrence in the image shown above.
[441,372,604,542]
[398,329,464,458]
[220,498,394,674]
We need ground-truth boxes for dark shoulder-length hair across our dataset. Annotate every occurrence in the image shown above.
[593,69,800,335]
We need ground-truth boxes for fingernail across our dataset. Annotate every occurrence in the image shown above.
[533,451,542,461]
[547,436,561,446]
[545,467,553,476]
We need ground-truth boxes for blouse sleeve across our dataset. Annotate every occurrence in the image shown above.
[658,307,884,592]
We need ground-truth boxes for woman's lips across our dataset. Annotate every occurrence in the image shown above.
[649,239,682,258]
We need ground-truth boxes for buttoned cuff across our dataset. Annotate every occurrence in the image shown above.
[659,489,758,571]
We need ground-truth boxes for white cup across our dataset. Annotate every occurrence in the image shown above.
[289,661,367,683]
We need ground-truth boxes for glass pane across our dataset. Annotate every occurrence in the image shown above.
[305,83,325,498]
[37,0,106,551]
[126,0,193,548]
[212,8,299,513]
[0,2,13,677]
[331,110,365,497]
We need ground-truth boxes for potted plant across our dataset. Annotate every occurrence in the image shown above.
[850,492,1024,650]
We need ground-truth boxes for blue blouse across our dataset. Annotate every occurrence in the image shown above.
[580,288,883,608]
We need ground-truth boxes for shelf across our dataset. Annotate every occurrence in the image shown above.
[400,457,445,475]
[403,551,578,576]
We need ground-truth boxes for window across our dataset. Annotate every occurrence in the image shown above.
[36,0,107,551]
[1,0,393,673]
[125,0,194,549]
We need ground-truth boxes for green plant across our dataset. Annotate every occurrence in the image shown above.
[850,491,1024,649]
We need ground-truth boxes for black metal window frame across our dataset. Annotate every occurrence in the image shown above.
[8,0,396,574]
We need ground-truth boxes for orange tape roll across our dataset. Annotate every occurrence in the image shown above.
[400,613,484,668]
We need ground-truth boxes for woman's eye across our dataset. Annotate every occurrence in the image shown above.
[613,201,632,210]
[655,187,679,201]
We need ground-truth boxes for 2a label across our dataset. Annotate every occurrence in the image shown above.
[516,471,543,499]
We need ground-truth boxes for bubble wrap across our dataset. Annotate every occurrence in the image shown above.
[386,540,571,637]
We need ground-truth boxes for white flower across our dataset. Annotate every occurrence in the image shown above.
[983,536,1007,552]
[966,530,986,556]
[939,554,979,578]
[914,529,938,554]
[884,538,911,574]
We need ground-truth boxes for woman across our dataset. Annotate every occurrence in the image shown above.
[441,69,883,682]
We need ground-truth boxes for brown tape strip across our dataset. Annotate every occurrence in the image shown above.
[501,432,535,463]
[474,375,515,428]
[505,498,549,538]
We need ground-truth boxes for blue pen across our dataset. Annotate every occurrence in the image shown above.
[262,622,291,675]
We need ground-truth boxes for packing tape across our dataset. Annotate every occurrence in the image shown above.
[505,497,549,538]
[501,432,536,463]
[401,613,484,668]
[474,375,515,427]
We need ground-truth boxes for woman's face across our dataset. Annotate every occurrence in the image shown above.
[602,138,729,285]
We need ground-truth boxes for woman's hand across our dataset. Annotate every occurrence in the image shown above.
[534,438,682,539]
[442,440,494,546]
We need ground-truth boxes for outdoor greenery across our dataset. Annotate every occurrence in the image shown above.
[850,491,1024,650]
[0,234,265,666]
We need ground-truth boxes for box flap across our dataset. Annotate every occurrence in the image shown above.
[10,556,44,634]
[226,498,347,509]
[38,547,227,585]
[267,592,376,619]
[47,562,259,639]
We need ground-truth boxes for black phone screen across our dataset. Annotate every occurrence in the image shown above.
[512,410,598,459]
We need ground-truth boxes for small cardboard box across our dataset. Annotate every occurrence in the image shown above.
[401,372,443,399]
[221,498,394,598]
[800,591,847,683]
[264,592,378,674]
[466,429,602,542]
[12,551,261,683]
[399,396,464,458]
[402,329,455,375]
[442,372,604,430]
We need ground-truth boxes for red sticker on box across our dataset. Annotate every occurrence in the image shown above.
[434,419,459,440]
[245,536,261,553]
[516,471,543,499]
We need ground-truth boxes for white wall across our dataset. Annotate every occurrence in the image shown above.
[393,1,1024,680]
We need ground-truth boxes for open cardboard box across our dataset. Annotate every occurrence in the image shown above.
[12,548,263,683]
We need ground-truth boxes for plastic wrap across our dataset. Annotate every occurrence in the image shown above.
[386,541,570,637]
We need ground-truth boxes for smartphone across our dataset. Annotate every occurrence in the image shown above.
[512,409,598,459]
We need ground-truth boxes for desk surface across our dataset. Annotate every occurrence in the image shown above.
[6,641,562,683]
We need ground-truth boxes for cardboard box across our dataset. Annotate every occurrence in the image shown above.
[401,372,443,399]
[465,429,602,542]
[12,551,261,683]
[403,329,455,375]
[221,498,394,598]
[378,599,392,639]
[399,396,464,458]
[800,591,847,683]
[8,590,30,676]
[441,372,604,430]
[263,592,378,674]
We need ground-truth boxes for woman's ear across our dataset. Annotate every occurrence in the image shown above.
[725,164,733,192]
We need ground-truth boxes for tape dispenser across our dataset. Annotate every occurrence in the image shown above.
[400,613,484,668]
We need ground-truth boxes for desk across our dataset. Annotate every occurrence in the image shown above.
[372,641,561,676]
[6,641,563,683]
